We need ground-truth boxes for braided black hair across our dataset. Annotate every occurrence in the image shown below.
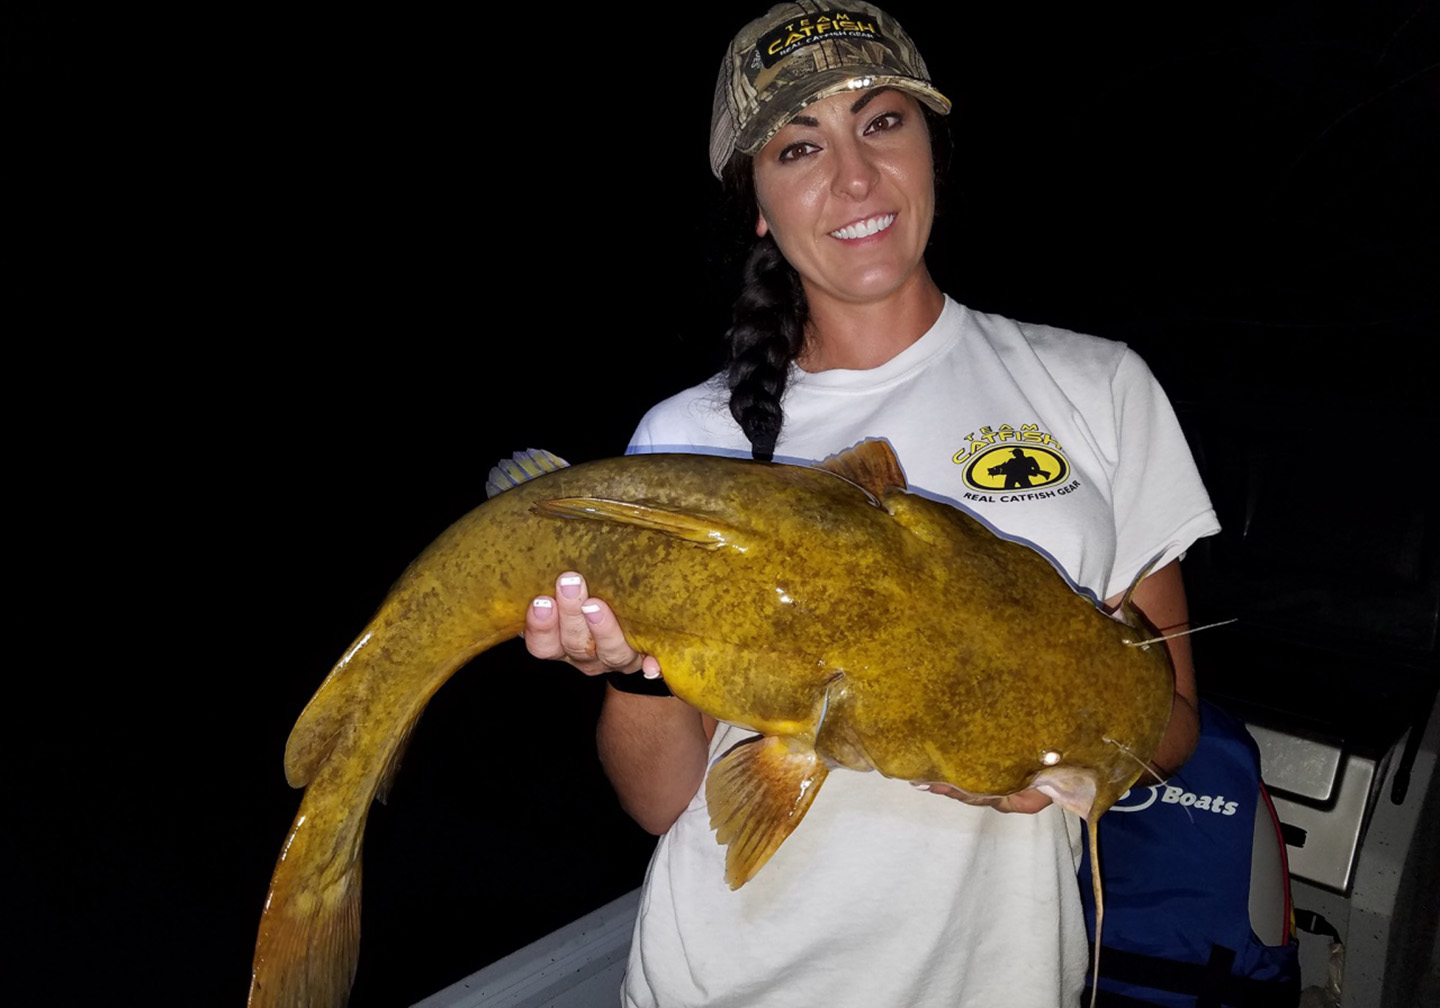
[717,154,808,461]
[724,235,808,462]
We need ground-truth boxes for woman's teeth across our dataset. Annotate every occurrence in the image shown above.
[830,214,896,240]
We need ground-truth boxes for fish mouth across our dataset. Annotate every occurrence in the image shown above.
[828,213,896,240]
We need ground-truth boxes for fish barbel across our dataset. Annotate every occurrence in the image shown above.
[249,441,1174,1007]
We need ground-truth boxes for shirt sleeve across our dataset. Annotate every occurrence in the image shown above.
[626,376,751,457]
[1105,350,1220,599]
[627,410,660,453]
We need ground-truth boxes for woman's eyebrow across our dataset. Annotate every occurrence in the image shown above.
[784,87,899,130]
[849,86,895,114]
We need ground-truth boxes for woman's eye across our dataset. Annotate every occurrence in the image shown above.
[864,111,904,134]
[777,141,820,163]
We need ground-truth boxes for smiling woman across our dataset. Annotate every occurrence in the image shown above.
[521,4,1217,1007]
[752,87,942,368]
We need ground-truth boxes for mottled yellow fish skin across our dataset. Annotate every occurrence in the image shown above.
[250,442,1173,1008]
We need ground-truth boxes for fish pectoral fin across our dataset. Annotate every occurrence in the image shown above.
[534,497,748,551]
[816,439,908,501]
[705,735,829,889]
[1028,765,1100,821]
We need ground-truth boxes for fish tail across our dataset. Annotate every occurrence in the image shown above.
[249,833,362,1007]
[251,683,436,1007]
[255,585,521,1006]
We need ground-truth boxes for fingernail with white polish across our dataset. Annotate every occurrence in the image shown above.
[581,603,602,624]
[532,598,553,609]
[559,575,583,599]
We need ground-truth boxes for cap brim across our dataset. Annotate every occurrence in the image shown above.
[736,71,951,158]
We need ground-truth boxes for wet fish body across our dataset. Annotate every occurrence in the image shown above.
[249,443,1174,1007]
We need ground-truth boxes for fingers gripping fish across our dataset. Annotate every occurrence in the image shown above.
[248,441,1174,1007]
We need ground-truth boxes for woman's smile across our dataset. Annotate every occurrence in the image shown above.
[828,212,897,240]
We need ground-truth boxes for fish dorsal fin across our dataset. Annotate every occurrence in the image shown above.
[534,497,748,551]
[485,448,569,498]
[816,439,907,500]
[706,735,830,889]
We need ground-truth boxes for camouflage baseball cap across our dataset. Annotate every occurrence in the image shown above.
[710,2,951,178]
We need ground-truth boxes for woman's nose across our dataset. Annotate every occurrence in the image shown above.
[829,140,879,200]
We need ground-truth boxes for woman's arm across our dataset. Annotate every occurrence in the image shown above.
[525,571,714,834]
[1110,558,1200,782]
[598,689,716,835]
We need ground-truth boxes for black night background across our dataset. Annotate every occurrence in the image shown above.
[8,3,1437,1006]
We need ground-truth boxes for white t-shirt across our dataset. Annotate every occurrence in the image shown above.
[620,296,1219,1008]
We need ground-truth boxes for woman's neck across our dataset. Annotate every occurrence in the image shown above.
[796,269,946,372]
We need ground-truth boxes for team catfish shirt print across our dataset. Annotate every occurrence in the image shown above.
[631,297,1218,605]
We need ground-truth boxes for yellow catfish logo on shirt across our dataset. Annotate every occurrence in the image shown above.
[955,423,1070,493]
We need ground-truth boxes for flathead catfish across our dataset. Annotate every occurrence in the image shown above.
[249,440,1174,1008]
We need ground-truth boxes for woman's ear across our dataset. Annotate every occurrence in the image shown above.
[755,207,770,238]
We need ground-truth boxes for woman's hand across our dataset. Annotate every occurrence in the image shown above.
[913,782,1055,814]
[524,571,661,678]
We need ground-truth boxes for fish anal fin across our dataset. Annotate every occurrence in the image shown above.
[706,735,829,889]
[249,841,361,1008]
[375,710,423,806]
[485,449,570,499]
[816,439,908,499]
[535,498,747,551]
